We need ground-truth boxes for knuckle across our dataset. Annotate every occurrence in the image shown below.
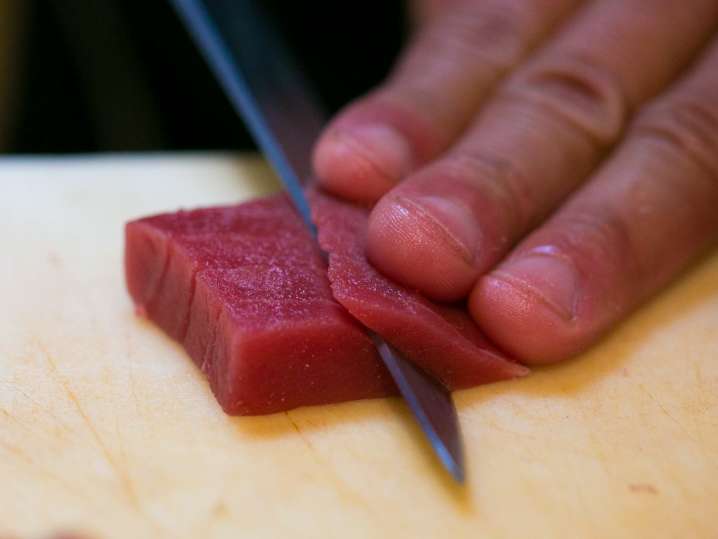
[441,152,536,236]
[550,209,644,285]
[632,96,718,181]
[504,54,628,146]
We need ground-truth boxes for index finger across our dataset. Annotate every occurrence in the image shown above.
[313,0,581,203]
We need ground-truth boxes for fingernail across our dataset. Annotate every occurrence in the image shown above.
[317,124,413,187]
[406,195,482,266]
[496,251,579,320]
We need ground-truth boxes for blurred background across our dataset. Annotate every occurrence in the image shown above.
[0,0,405,154]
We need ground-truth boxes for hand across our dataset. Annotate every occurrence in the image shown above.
[312,0,718,364]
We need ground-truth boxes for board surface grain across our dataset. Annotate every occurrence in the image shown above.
[1,154,717,539]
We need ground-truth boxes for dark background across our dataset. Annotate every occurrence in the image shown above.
[7,0,406,154]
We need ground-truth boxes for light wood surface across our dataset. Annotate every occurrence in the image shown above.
[1,154,716,539]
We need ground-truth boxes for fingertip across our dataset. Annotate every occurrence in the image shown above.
[470,258,587,365]
[313,124,413,204]
[366,193,480,301]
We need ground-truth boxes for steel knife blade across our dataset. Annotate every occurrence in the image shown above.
[171,0,465,484]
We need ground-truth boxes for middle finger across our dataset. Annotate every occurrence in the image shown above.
[366,0,718,301]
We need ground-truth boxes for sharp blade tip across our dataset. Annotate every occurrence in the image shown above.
[435,442,465,485]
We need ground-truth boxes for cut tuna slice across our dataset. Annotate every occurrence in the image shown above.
[310,190,529,389]
[125,195,394,415]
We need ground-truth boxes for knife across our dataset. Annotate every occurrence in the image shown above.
[171,0,465,484]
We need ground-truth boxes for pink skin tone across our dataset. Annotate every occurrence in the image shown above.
[313,0,718,365]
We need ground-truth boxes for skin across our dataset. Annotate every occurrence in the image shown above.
[312,0,718,365]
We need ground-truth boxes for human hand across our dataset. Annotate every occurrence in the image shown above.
[312,0,718,364]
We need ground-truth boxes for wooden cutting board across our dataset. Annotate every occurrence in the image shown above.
[1,154,716,539]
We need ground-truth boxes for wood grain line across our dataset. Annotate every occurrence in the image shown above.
[38,343,163,535]
[284,411,380,522]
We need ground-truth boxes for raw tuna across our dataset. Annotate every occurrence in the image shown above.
[125,192,527,416]
[125,195,394,415]
[310,190,529,389]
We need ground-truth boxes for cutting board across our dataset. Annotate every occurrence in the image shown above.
[1,154,717,539]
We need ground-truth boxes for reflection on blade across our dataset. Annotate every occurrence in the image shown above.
[170,0,466,484]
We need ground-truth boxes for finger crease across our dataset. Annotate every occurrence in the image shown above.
[393,195,476,266]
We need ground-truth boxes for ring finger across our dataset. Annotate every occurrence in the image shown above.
[473,34,718,363]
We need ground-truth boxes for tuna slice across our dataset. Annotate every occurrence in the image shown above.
[125,192,527,416]
[310,190,529,389]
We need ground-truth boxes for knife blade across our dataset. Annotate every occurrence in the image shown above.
[171,0,465,484]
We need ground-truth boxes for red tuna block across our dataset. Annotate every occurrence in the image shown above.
[125,194,394,415]
[310,190,529,389]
